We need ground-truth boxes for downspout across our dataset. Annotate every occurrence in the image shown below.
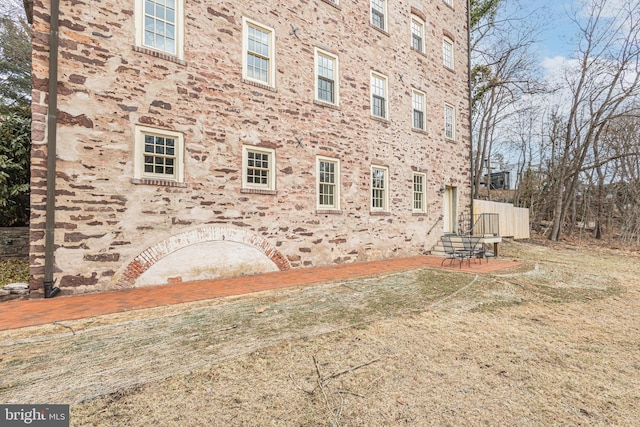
[467,0,474,234]
[44,0,61,298]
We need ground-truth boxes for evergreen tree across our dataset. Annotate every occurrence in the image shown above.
[0,7,31,225]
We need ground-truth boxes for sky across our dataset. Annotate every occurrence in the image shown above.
[479,0,584,169]
[502,0,579,61]
[530,1,578,59]
[499,0,584,84]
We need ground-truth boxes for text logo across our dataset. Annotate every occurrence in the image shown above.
[1,405,69,427]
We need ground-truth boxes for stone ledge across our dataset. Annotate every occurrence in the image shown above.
[0,283,30,302]
[3,282,29,294]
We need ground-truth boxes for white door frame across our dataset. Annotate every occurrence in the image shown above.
[443,186,458,234]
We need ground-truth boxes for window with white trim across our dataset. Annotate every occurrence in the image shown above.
[443,37,454,69]
[412,89,426,131]
[413,172,427,213]
[445,103,455,140]
[136,0,184,58]
[242,146,276,191]
[315,48,339,105]
[371,165,389,211]
[242,18,276,87]
[134,125,184,183]
[371,72,388,119]
[317,156,341,210]
[371,0,387,31]
[411,16,425,53]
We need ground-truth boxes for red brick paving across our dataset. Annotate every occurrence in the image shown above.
[0,256,521,331]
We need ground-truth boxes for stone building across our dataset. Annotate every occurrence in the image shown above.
[29,0,471,296]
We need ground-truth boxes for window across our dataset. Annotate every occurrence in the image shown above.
[242,18,276,87]
[412,89,426,131]
[134,125,184,183]
[242,146,276,191]
[136,0,184,58]
[371,165,389,211]
[445,103,455,140]
[317,156,341,210]
[443,37,454,69]
[370,0,387,31]
[413,173,427,213]
[411,16,425,53]
[315,48,339,105]
[371,72,388,119]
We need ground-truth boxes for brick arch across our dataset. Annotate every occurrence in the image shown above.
[116,226,291,288]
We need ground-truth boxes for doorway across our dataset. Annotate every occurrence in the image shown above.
[443,186,458,234]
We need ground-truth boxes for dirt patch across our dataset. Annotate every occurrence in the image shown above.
[1,240,639,426]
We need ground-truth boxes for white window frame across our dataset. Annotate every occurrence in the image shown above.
[370,0,387,31]
[316,156,341,210]
[412,89,426,131]
[413,172,427,213]
[135,0,185,59]
[242,17,276,88]
[370,72,389,119]
[134,125,184,183]
[242,146,276,191]
[371,165,390,212]
[445,103,456,140]
[410,16,425,53]
[314,48,340,106]
[443,37,454,69]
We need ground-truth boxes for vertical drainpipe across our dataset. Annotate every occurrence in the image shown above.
[44,0,61,298]
[467,0,474,233]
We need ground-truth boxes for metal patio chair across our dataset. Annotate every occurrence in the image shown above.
[460,235,483,267]
[440,235,464,267]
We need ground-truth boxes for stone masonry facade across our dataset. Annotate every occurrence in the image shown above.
[30,0,471,296]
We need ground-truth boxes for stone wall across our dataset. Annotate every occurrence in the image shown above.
[30,0,471,296]
[0,227,29,261]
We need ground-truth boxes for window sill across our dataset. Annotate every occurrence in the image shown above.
[319,0,341,10]
[316,209,343,215]
[412,127,428,135]
[445,137,456,142]
[412,212,428,217]
[241,188,277,195]
[242,78,277,93]
[370,24,390,37]
[370,115,391,125]
[133,46,187,66]
[370,210,391,216]
[444,65,455,73]
[131,178,188,188]
[410,47,427,58]
[313,100,340,110]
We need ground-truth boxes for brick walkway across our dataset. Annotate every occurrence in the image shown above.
[0,256,521,331]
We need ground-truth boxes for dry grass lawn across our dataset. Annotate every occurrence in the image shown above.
[1,239,639,426]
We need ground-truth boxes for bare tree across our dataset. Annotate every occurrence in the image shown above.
[510,100,549,213]
[470,2,545,200]
[601,116,640,243]
[547,0,640,241]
